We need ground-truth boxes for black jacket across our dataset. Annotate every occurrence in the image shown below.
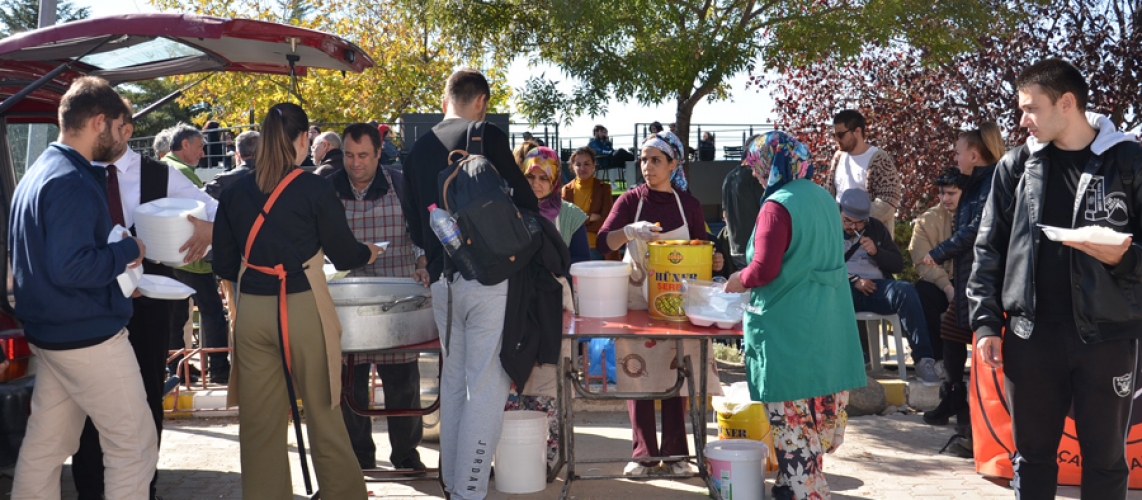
[722,166,766,266]
[845,215,903,283]
[313,149,344,177]
[931,164,995,328]
[400,118,538,283]
[204,161,253,199]
[501,213,570,393]
[969,141,1142,343]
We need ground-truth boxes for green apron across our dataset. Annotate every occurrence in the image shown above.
[742,179,865,402]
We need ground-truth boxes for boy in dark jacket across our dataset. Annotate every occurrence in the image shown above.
[839,189,941,386]
[970,58,1142,500]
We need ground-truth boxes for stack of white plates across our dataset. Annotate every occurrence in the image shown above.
[134,198,207,267]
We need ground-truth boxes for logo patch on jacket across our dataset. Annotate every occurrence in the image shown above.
[1113,371,1133,398]
[1083,176,1129,227]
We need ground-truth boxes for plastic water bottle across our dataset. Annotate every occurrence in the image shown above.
[428,204,462,253]
[428,204,481,280]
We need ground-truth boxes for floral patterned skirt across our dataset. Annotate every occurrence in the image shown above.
[505,394,559,468]
[764,391,849,500]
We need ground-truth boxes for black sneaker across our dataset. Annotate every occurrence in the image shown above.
[400,459,428,477]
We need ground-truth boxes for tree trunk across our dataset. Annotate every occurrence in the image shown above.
[675,94,701,180]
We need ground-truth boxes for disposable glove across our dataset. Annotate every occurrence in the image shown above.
[623,221,662,242]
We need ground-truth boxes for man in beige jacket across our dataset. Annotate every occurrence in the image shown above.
[907,167,965,379]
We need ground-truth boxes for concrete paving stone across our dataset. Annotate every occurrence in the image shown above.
[8,413,1142,498]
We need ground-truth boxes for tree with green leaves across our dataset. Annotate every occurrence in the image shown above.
[771,0,1140,222]
[277,0,315,22]
[412,0,1024,152]
[118,79,204,138]
[0,0,89,36]
[144,0,505,128]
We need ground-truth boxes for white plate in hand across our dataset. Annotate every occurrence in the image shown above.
[137,274,195,300]
[1038,224,1131,245]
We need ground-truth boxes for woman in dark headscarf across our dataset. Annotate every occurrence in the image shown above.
[726,131,865,500]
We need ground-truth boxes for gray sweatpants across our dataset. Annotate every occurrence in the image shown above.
[432,276,511,500]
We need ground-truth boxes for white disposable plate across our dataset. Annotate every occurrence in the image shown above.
[324,263,350,282]
[1038,224,1131,245]
[137,274,195,300]
[686,312,741,330]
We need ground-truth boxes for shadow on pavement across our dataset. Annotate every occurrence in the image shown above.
[0,466,297,500]
[823,472,865,492]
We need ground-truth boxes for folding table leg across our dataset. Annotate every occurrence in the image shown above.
[559,354,577,500]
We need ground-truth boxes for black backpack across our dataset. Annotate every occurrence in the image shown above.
[437,121,541,285]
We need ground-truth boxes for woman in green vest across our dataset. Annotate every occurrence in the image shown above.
[726,131,865,500]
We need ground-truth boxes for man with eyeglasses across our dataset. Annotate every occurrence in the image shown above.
[839,189,941,386]
[824,109,901,229]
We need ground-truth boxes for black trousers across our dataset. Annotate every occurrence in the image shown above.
[169,270,230,379]
[1004,319,1138,500]
[340,361,423,469]
[914,280,948,361]
[72,297,173,499]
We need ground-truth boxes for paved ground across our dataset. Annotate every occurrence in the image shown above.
[5,411,1141,499]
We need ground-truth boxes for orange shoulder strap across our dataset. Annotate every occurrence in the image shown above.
[244,169,305,261]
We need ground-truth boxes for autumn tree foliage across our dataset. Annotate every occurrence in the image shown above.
[768,0,1142,221]
[145,0,491,126]
[411,0,1010,152]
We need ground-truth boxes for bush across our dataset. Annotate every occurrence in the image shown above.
[894,219,919,284]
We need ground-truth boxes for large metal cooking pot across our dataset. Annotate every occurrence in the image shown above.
[328,277,438,352]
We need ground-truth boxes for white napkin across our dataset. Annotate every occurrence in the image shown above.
[108,225,142,297]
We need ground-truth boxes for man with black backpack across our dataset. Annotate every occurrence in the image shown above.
[970,58,1142,499]
[401,69,539,500]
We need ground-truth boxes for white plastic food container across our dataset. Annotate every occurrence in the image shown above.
[570,261,631,318]
[682,279,746,329]
[134,198,208,266]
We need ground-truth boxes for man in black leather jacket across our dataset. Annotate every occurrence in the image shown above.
[203,130,257,199]
[968,58,1142,500]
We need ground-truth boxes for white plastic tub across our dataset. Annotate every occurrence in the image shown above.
[494,411,548,494]
[570,262,631,318]
[706,439,768,500]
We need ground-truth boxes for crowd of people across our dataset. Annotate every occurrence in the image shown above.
[3,56,1142,500]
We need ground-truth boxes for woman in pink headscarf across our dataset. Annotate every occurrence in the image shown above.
[520,146,591,262]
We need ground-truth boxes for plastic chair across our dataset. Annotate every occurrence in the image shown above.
[855,312,907,381]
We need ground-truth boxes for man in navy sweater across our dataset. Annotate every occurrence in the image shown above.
[8,76,156,499]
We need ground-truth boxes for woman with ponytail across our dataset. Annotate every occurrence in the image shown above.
[213,102,379,498]
[920,122,1005,456]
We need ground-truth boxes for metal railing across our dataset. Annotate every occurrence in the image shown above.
[630,122,775,161]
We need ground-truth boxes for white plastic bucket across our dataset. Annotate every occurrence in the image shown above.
[705,439,768,500]
[570,262,631,318]
[494,411,549,494]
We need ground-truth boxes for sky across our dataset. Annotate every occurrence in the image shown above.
[74,0,777,146]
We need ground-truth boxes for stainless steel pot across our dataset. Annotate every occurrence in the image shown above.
[328,277,438,352]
